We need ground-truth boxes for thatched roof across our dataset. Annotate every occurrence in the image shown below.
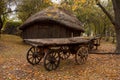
[19,6,84,32]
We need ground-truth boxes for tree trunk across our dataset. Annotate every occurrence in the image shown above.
[0,16,3,38]
[112,0,120,53]
[97,0,120,53]
[114,27,120,53]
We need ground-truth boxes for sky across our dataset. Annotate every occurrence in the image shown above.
[51,0,61,4]
[8,2,18,21]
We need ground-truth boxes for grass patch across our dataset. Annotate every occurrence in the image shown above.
[0,34,30,59]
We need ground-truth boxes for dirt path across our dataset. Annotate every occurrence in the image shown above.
[0,35,120,80]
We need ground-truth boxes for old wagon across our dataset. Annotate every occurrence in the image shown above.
[19,7,96,71]
[24,37,89,71]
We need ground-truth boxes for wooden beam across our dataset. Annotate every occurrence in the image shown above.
[24,37,90,46]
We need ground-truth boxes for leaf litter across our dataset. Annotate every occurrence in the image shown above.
[0,35,120,80]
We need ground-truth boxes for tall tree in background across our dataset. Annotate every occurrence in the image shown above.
[0,0,6,36]
[17,0,51,22]
[97,0,120,53]
[0,0,18,37]
[61,0,113,37]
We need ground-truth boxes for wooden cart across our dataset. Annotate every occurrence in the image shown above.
[25,37,90,71]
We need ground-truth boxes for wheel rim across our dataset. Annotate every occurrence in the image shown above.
[60,46,70,60]
[44,50,60,71]
[27,46,44,65]
[75,46,88,64]
[60,51,70,60]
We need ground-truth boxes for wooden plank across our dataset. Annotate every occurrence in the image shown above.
[24,37,90,46]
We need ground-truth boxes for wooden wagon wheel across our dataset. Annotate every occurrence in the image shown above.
[44,50,60,71]
[27,46,44,65]
[88,40,94,50]
[59,46,70,60]
[75,46,88,65]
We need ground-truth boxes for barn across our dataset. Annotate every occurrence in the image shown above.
[19,7,84,39]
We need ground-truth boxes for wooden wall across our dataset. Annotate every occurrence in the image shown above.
[22,23,81,39]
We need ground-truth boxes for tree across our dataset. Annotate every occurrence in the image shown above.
[61,0,113,37]
[112,0,120,53]
[0,0,18,37]
[17,0,51,22]
[96,0,120,53]
[0,0,6,36]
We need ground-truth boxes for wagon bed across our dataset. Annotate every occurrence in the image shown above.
[25,37,100,71]
[24,37,90,47]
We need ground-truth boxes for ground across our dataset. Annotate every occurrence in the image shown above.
[0,34,120,80]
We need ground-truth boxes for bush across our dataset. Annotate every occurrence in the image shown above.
[2,21,22,35]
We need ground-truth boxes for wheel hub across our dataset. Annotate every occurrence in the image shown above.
[33,52,38,58]
[50,57,56,64]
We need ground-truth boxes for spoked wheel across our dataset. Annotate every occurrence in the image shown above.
[88,41,94,50]
[59,47,70,60]
[75,46,88,65]
[44,50,60,71]
[27,46,44,65]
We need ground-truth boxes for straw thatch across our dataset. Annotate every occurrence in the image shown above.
[19,6,84,32]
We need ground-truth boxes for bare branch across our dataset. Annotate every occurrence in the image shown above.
[97,2,115,25]
[2,9,19,15]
